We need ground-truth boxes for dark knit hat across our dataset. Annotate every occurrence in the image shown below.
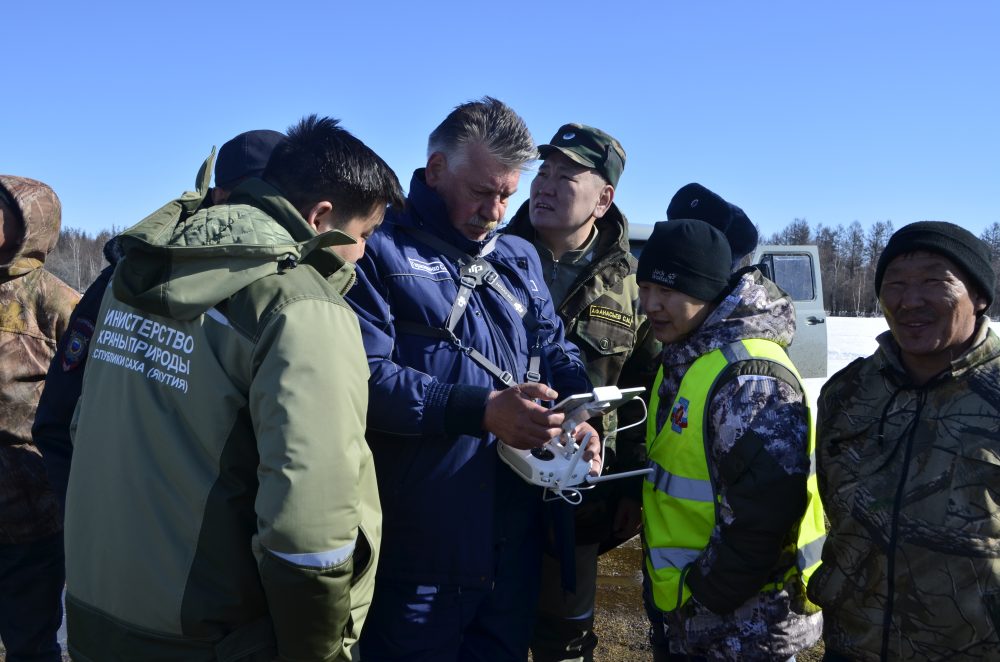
[667,183,758,266]
[538,123,626,188]
[875,221,996,307]
[637,219,733,302]
[215,129,286,190]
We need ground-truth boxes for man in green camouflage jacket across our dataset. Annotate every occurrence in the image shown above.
[810,221,1000,661]
[504,123,660,662]
[0,175,80,661]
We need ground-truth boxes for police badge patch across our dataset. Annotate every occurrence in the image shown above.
[670,397,689,433]
[62,317,95,371]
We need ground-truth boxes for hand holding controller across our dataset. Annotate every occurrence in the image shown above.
[497,386,649,504]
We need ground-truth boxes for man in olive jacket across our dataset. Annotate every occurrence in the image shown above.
[504,124,660,661]
[64,116,403,662]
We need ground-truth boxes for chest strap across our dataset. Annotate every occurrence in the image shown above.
[396,224,542,386]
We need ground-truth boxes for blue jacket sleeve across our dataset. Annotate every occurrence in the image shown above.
[33,266,113,514]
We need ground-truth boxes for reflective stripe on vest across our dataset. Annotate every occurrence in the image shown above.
[642,338,826,613]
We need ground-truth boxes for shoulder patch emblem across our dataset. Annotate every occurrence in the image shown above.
[408,257,448,275]
[588,304,634,329]
[670,397,689,433]
[62,317,95,372]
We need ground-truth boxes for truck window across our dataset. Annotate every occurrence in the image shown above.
[758,253,816,301]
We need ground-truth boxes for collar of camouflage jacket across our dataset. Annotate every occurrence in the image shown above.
[660,268,796,370]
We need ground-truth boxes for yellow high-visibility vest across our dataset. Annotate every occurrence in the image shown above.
[643,338,826,612]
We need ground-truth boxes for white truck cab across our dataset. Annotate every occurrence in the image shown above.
[629,225,827,378]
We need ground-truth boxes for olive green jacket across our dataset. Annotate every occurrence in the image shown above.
[810,317,1000,661]
[505,202,660,543]
[65,163,380,662]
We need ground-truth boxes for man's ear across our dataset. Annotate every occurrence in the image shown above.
[425,152,447,188]
[304,200,334,232]
[592,184,615,220]
[973,290,990,315]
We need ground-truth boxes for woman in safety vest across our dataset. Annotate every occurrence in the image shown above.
[637,219,825,661]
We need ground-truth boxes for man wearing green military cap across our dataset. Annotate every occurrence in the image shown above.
[505,123,659,662]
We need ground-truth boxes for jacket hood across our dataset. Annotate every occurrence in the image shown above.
[661,267,797,369]
[113,165,356,321]
[0,175,61,278]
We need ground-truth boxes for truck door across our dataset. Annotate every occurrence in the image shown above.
[753,245,827,378]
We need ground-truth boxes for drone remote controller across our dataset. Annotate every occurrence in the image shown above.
[497,386,650,503]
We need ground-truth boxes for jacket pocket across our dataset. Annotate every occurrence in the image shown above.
[574,315,636,357]
[350,524,375,585]
[946,446,1000,539]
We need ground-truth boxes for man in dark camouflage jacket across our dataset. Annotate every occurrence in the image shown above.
[504,123,660,662]
[810,221,1000,661]
[0,175,80,661]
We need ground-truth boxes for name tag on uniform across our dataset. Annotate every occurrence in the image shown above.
[588,304,633,329]
[408,257,448,275]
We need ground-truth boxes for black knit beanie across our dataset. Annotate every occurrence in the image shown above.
[667,183,759,267]
[637,219,733,302]
[875,221,995,307]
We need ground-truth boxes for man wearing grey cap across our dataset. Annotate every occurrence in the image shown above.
[504,123,659,662]
[810,221,1000,660]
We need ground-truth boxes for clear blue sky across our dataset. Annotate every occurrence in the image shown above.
[3,1,998,239]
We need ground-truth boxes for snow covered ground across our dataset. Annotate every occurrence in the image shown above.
[803,316,1000,407]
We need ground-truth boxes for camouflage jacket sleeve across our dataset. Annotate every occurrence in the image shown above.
[685,373,811,614]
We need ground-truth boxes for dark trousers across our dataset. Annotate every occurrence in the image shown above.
[361,502,543,660]
[0,532,64,662]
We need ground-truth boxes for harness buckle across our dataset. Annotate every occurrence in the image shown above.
[526,371,541,383]
[498,371,515,386]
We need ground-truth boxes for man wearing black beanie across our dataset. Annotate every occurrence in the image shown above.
[810,221,1000,661]
[638,219,825,661]
[666,183,759,270]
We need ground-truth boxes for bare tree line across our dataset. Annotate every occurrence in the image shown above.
[766,219,1000,319]
[46,228,118,293]
[46,221,1000,319]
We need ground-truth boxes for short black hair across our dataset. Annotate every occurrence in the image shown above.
[264,115,404,222]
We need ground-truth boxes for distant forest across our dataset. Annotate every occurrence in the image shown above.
[48,219,1000,319]
[764,219,1000,318]
[47,228,118,294]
